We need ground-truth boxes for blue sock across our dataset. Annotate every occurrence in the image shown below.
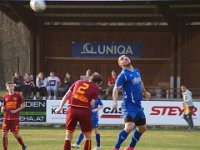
[115,130,128,149]
[96,133,101,147]
[129,129,142,148]
[76,133,84,145]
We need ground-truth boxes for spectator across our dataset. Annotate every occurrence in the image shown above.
[80,69,92,81]
[104,70,117,100]
[22,73,35,99]
[59,73,73,96]
[35,72,47,100]
[12,72,24,92]
[46,72,61,100]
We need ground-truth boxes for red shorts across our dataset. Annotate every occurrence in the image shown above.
[66,106,92,134]
[2,119,19,134]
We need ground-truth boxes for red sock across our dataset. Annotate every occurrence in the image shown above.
[17,136,25,148]
[3,137,8,150]
[84,140,91,150]
[64,140,71,150]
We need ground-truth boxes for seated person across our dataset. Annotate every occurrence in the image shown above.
[12,72,24,92]
[59,73,73,96]
[103,70,117,100]
[35,72,47,100]
[22,73,35,99]
[80,69,92,81]
[46,72,61,100]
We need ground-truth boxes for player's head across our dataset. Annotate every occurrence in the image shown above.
[90,74,103,86]
[118,55,131,68]
[181,85,186,92]
[5,81,15,93]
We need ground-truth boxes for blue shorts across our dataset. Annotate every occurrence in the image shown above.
[122,104,145,123]
[92,120,98,129]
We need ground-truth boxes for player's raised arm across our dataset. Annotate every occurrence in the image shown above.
[55,89,72,114]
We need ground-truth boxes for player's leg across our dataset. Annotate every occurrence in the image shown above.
[113,122,134,150]
[125,110,147,150]
[78,108,92,150]
[93,128,101,150]
[11,120,26,150]
[71,132,83,148]
[65,107,77,150]
[188,106,194,131]
[2,132,8,150]
[83,132,92,150]
[2,119,9,150]
[125,124,146,150]
[64,132,73,150]
[13,133,27,150]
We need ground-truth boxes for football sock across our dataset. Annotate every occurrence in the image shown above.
[129,129,142,148]
[96,133,101,147]
[76,133,84,145]
[64,140,71,150]
[84,139,91,150]
[114,130,128,149]
[3,137,8,150]
[17,136,25,148]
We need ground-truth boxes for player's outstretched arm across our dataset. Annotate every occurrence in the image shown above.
[141,81,151,99]
[55,89,72,114]
[112,86,120,110]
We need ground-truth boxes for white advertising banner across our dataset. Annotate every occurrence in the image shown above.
[99,101,200,126]
[46,100,200,126]
[46,100,68,123]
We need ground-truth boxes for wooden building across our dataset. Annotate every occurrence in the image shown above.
[1,0,200,96]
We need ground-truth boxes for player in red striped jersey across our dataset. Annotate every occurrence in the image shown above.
[1,82,26,150]
[55,74,103,150]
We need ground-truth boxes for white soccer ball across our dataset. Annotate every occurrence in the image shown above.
[30,0,46,12]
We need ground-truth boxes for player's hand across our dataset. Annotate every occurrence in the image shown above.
[10,109,18,113]
[112,101,118,110]
[92,109,98,112]
[55,108,62,114]
[1,106,4,112]
[144,92,151,99]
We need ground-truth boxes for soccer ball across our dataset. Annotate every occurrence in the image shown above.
[30,0,46,12]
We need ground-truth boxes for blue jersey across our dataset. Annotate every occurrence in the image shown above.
[116,68,143,109]
[91,97,103,121]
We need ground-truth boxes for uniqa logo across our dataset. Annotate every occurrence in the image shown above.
[81,43,134,55]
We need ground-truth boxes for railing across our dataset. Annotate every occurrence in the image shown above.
[145,87,200,99]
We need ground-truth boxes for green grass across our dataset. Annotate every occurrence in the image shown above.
[0,91,6,97]
[5,127,200,150]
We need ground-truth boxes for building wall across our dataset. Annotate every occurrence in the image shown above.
[0,12,30,89]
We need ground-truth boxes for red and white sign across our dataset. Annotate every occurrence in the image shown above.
[99,101,200,126]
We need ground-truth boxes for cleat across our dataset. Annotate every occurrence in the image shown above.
[92,146,102,150]
[23,145,27,150]
[124,146,134,150]
[71,143,80,148]
[113,148,119,150]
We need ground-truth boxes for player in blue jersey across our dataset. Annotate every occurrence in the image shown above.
[112,55,151,150]
[72,97,103,150]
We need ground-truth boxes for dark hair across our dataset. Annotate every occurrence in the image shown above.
[90,74,103,84]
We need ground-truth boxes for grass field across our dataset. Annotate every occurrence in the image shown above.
[4,126,200,150]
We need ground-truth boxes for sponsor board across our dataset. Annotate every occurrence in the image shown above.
[46,100,68,123]
[72,42,142,58]
[98,101,200,126]
[0,100,46,123]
